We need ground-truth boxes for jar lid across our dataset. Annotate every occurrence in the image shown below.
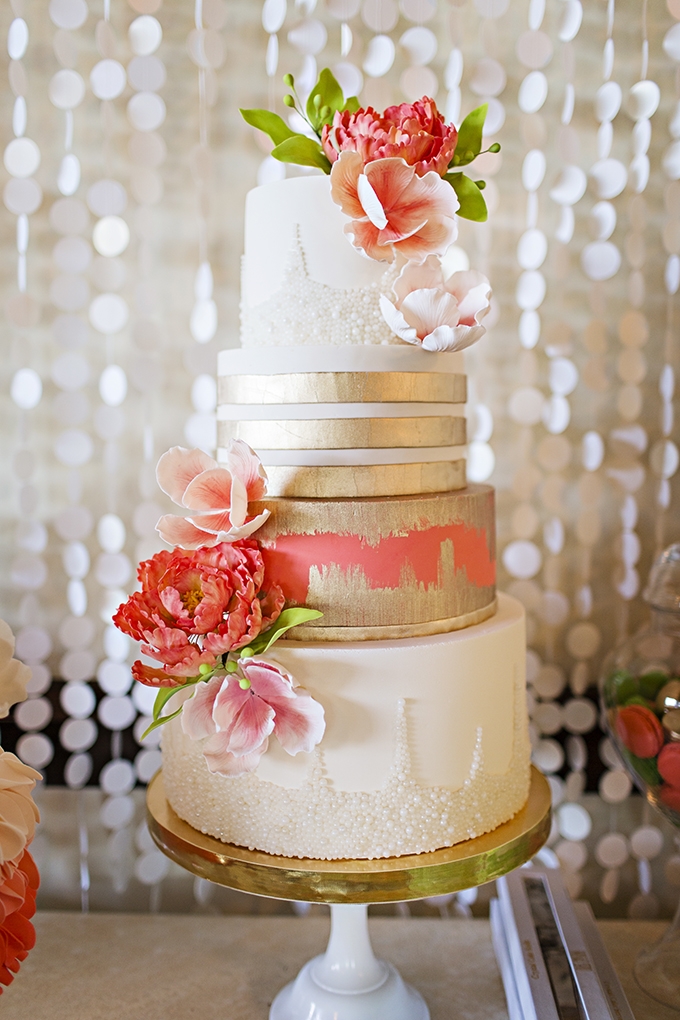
[643,542,680,612]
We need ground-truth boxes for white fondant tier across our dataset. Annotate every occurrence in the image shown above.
[218,346,465,375]
[161,594,531,860]
[242,176,388,308]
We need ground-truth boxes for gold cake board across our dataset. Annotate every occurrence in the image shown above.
[146,765,551,904]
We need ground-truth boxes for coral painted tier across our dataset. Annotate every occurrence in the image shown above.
[250,484,496,639]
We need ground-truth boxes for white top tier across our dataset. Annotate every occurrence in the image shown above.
[242,175,387,307]
[240,176,399,347]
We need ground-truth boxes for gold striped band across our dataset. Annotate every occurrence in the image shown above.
[218,371,467,405]
[251,460,466,497]
[281,598,498,642]
[217,416,466,450]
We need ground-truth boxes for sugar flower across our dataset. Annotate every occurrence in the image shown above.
[0,848,38,993]
[156,440,270,549]
[113,542,285,687]
[0,621,30,720]
[330,152,459,264]
[321,98,458,178]
[181,658,325,777]
[0,750,40,867]
[0,747,40,995]
[379,255,491,352]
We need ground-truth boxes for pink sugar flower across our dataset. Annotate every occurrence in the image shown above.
[113,542,285,688]
[379,255,491,352]
[322,98,458,178]
[182,659,326,777]
[330,153,459,264]
[155,441,269,549]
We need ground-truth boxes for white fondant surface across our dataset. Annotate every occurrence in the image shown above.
[162,595,531,859]
[219,346,464,375]
[242,176,388,308]
[217,445,467,466]
[217,402,466,420]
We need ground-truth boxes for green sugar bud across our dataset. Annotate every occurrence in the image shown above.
[240,647,254,659]
[475,180,486,190]
[283,94,295,108]
[225,660,238,673]
[489,142,501,153]
[238,677,252,690]
[320,106,331,119]
[198,663,211,675]
[313,93,322,109]
[283,73,295,87]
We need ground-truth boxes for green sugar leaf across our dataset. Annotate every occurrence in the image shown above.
[306,68,345,131]
[141,705,184,740]
[444,173,488,222]
[240,108,295,146]
[343,96,360,113]
[271,136,332,172]
[452,104,488,167]
[242,607,324,656]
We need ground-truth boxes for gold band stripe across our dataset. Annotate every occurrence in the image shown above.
[218,371,467,405]
[283,599,498,642]
[217,416,466,451]
[250,460,466,498]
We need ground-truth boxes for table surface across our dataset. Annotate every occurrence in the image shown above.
[1,912,676,1020]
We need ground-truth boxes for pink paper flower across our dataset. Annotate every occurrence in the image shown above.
[113,542,285,687]
[181,659,325,777]
[155,441,270,549]
[330,153,459,264]
[379,255,491,352]
[322,99,458,178]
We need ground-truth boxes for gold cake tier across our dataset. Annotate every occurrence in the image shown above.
[218,370,467,405]
[251,484,496,640]
[255,460,466,499]
[217,363,468,498]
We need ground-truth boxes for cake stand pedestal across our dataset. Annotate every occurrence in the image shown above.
[147,766,550,1020]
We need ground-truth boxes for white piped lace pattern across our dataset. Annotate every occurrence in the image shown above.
[240,228,400,348]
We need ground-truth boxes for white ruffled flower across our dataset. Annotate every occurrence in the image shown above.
[0,620,30,720]
[379,255,492,352]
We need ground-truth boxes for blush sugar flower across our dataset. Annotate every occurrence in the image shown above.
[321,99,458,177]
[379,255,491,352]
[156,440,270,549]
[181,658,326,777]
[113,542,285,688]
[330,152,459,264]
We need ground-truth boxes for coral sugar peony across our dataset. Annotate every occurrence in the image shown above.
[322,98,458,178]
[113,542,285,687]
[330,152,458,264]
[0,848,38,993]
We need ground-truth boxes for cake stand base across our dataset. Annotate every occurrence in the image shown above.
[147,767,550,1020]
[271,905,429,1020]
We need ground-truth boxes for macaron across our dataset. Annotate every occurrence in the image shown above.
[658,743,680,789]
[659,784,680,815]
[615,704,664,759]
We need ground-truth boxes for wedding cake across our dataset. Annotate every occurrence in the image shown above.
[116,78,531,861]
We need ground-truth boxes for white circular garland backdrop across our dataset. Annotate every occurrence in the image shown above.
[1,0,679,916]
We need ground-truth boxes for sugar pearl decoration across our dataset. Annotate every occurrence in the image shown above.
[162,693,530,861]
[241,230,399,348]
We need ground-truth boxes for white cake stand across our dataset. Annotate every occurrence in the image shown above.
[147,768,550,1020]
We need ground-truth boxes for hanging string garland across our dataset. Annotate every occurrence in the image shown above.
[6,2,54,775]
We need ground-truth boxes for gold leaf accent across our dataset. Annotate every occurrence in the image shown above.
[218,416,466,450]
[218,371,467,405]
[254,460,467,497]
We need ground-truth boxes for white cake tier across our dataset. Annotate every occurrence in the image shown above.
[162,594,531,860]
[241,176,407,347]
